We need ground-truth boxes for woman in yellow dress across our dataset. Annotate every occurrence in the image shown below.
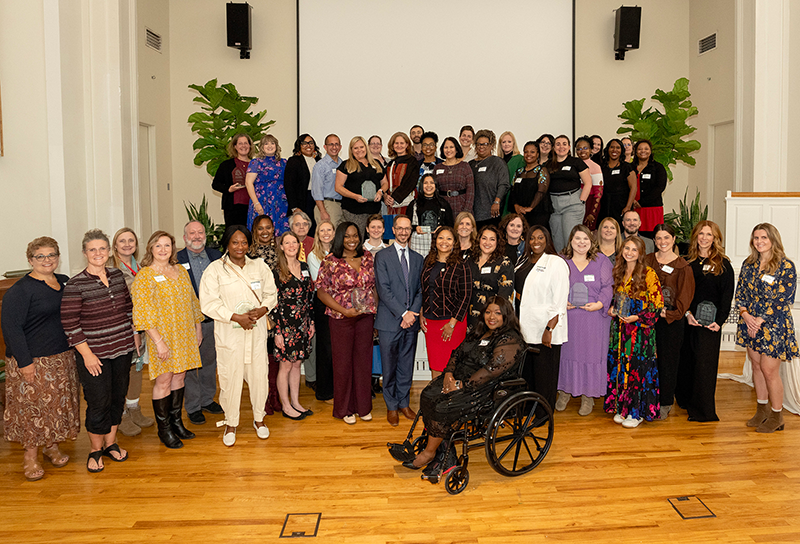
[131,230,203,449]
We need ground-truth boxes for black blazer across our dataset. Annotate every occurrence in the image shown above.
[284,155,317,212]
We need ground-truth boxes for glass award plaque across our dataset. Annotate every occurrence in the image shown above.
[696,301,717,326]
[569,283,589,307]
[233,301,256,329]
[615,293,631,318]
[351,288,371,312]
[361,181,377,201]
[661,286,675,311]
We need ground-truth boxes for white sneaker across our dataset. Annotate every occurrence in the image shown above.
[253,421,269,439]
[359,412,373,421]
[223,428,236,447]
[343,414,356,425]
[613,413,624,424]
[555,391,570,412]
[622,416,643,428]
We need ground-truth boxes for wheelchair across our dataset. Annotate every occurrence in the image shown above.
[387,346,554,495]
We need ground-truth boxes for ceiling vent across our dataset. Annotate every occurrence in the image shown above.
[145,28,162,53]
[698,33,717,55]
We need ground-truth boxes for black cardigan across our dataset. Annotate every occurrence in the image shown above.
[284,155,317,212]
[636,159,668,208]
[211,158,239,212]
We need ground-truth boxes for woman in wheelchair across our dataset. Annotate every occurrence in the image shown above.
[401,296,526,474]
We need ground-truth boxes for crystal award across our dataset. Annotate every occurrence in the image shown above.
[614,293,631,318]
[661,286,675,311]
[351,287,371,313]
[695,301,717,326]
[569,283,589,307]
[361,181,377,201]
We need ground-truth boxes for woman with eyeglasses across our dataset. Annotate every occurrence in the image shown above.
[212,133,254,229]
[469,129,508,229]
[3,238,80,481]
[61,229,138,472]
[574,136,604,231]
[284,134,321,229]
[537,134,555,167]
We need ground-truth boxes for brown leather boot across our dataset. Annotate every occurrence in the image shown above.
[756,408,785,433]
[746,402,770,427]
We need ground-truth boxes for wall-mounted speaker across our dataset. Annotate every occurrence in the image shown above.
[227,2,252,59]
[614,6,641,60]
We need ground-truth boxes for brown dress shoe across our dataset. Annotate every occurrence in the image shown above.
[387,410,399,426]
[399,407,417,420]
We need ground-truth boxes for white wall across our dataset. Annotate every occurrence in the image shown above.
[168,0,297,235]
[575,0,691,216]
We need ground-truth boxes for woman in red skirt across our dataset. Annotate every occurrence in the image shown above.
[632,139,668,237]
[420,227,472,380]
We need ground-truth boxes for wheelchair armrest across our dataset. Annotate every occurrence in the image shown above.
[498,378,527,389]
[526,344,540,355]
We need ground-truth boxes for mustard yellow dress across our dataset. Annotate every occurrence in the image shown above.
[131,266,203,379]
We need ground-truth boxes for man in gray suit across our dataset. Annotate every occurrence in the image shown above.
[374,215,423,426]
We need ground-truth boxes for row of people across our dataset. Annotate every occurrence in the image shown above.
[211,128,665,255]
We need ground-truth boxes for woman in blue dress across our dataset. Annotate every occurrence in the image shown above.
[245,134,290,234]
[735,223,798,433]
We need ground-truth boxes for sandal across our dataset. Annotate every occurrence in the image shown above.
[87,450,104,473]
[42,445,69,468]
[101,443,128,463]
[23,454,44,481]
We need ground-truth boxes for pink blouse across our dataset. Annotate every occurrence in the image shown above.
[315,251,377,319]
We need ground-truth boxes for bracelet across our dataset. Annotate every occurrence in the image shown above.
[155,338,163,345]
[739,308,747,316]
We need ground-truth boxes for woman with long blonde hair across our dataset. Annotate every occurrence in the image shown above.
[334,136,384,235]
[735,223,798,432]
[308,220,336,403]
[677,220,734,422]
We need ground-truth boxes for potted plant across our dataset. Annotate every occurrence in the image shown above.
[187,79,275,177]
[184,196,226,249]
[664,188,708,254]
[617,77,701,181]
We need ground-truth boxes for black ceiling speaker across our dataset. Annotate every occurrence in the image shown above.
[227,2,252,59]
[614,6,641,60]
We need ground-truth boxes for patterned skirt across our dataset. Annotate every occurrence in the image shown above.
[4,351,81,448]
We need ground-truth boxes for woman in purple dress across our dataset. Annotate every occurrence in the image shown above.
[245,134,290,234]
[556,225,613,416]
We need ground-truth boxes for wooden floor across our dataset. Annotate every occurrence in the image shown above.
[2,352,799,543]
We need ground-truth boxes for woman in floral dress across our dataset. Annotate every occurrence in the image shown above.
[272,232,316,420]
[245,135,289,234]
[605,236,663,428]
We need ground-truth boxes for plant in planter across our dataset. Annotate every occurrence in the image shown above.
[188,79,275,177]
[617,77,701,181]
[664,188,708,246]
[185,196,226,249]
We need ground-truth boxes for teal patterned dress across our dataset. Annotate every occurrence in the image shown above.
[605,267,664,421]
[735,258,798,361]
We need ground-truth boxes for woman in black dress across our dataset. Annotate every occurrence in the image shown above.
[400,296,526,477]
[598,139,637,224]
[510,141,551,230]
[211,133,254,228]
[335,136,385,235]
[467,225,515,330]
[273,232,316,420]
[284,134,321,228]
[677,221,734,422]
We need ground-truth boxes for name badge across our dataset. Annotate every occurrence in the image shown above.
[584,274,595,282]
[182,263,190,270]
[514,177,522,184]
[561,166,572,171]
[419,226,431,234]
[301,270,310,278]
[762,274,775,284]
[703,264,713,272]
[154,275,166,282]
[662,265,674,274]
[332,168,337,173]
[250,281,261,290]
[642,173,652,179]
[436,169,445,175]
[481,266,491,275]
[535,265,547,273]
[611,169,620,175]
[478,166,487,173]
[479,339,489,346]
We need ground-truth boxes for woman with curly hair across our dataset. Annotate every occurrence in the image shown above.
[245,134,290,234]
[420,226,472,379]
[466,225,514,331]
[605,236,664,428]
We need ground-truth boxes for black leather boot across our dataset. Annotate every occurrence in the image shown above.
[153,394,183,449]
[169,387,196,440]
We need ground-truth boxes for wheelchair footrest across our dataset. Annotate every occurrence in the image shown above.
[387,441,416,462]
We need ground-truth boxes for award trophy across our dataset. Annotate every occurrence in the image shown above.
[695,301,717,326]
[661,286,675,311]
[351,288,371,313]
[614,293,631,318]
[232,301,256,329]
[569,283,589,307]
[361,181,377,201]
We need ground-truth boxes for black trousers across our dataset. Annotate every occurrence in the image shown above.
[676,323,722,421]
[523,343,562,412]
[76,351,132,435]
[313,297,334,401]
[223,204,249,230]
[655,317,685,406]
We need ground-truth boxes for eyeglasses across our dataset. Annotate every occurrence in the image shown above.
[476,142,492,148]
[294,222,310,227]
[394,227,412,232]
[422,143,437,148]
[32,253,59,262]
[576,146,590,151]
[326,143,341,148]
[301,141,315,146]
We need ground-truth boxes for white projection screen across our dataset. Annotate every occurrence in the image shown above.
[298,0,574,151]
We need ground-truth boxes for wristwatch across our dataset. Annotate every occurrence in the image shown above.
[545,325,552,331]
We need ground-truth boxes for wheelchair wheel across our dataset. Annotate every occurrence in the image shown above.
[444,466,469,495]
[485,391,554,477]
[412,435,428,455]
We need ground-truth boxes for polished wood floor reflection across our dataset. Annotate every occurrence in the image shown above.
[2,352,799,543]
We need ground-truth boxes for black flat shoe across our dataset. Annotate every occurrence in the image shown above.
[202,401,224,414]
[101,443,128,463]
[292,405,314,417]
[282,410,307,421]
[188,410,206,425]
[402,458,424,470]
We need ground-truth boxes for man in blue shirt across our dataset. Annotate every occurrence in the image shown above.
[311,134,344,227]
